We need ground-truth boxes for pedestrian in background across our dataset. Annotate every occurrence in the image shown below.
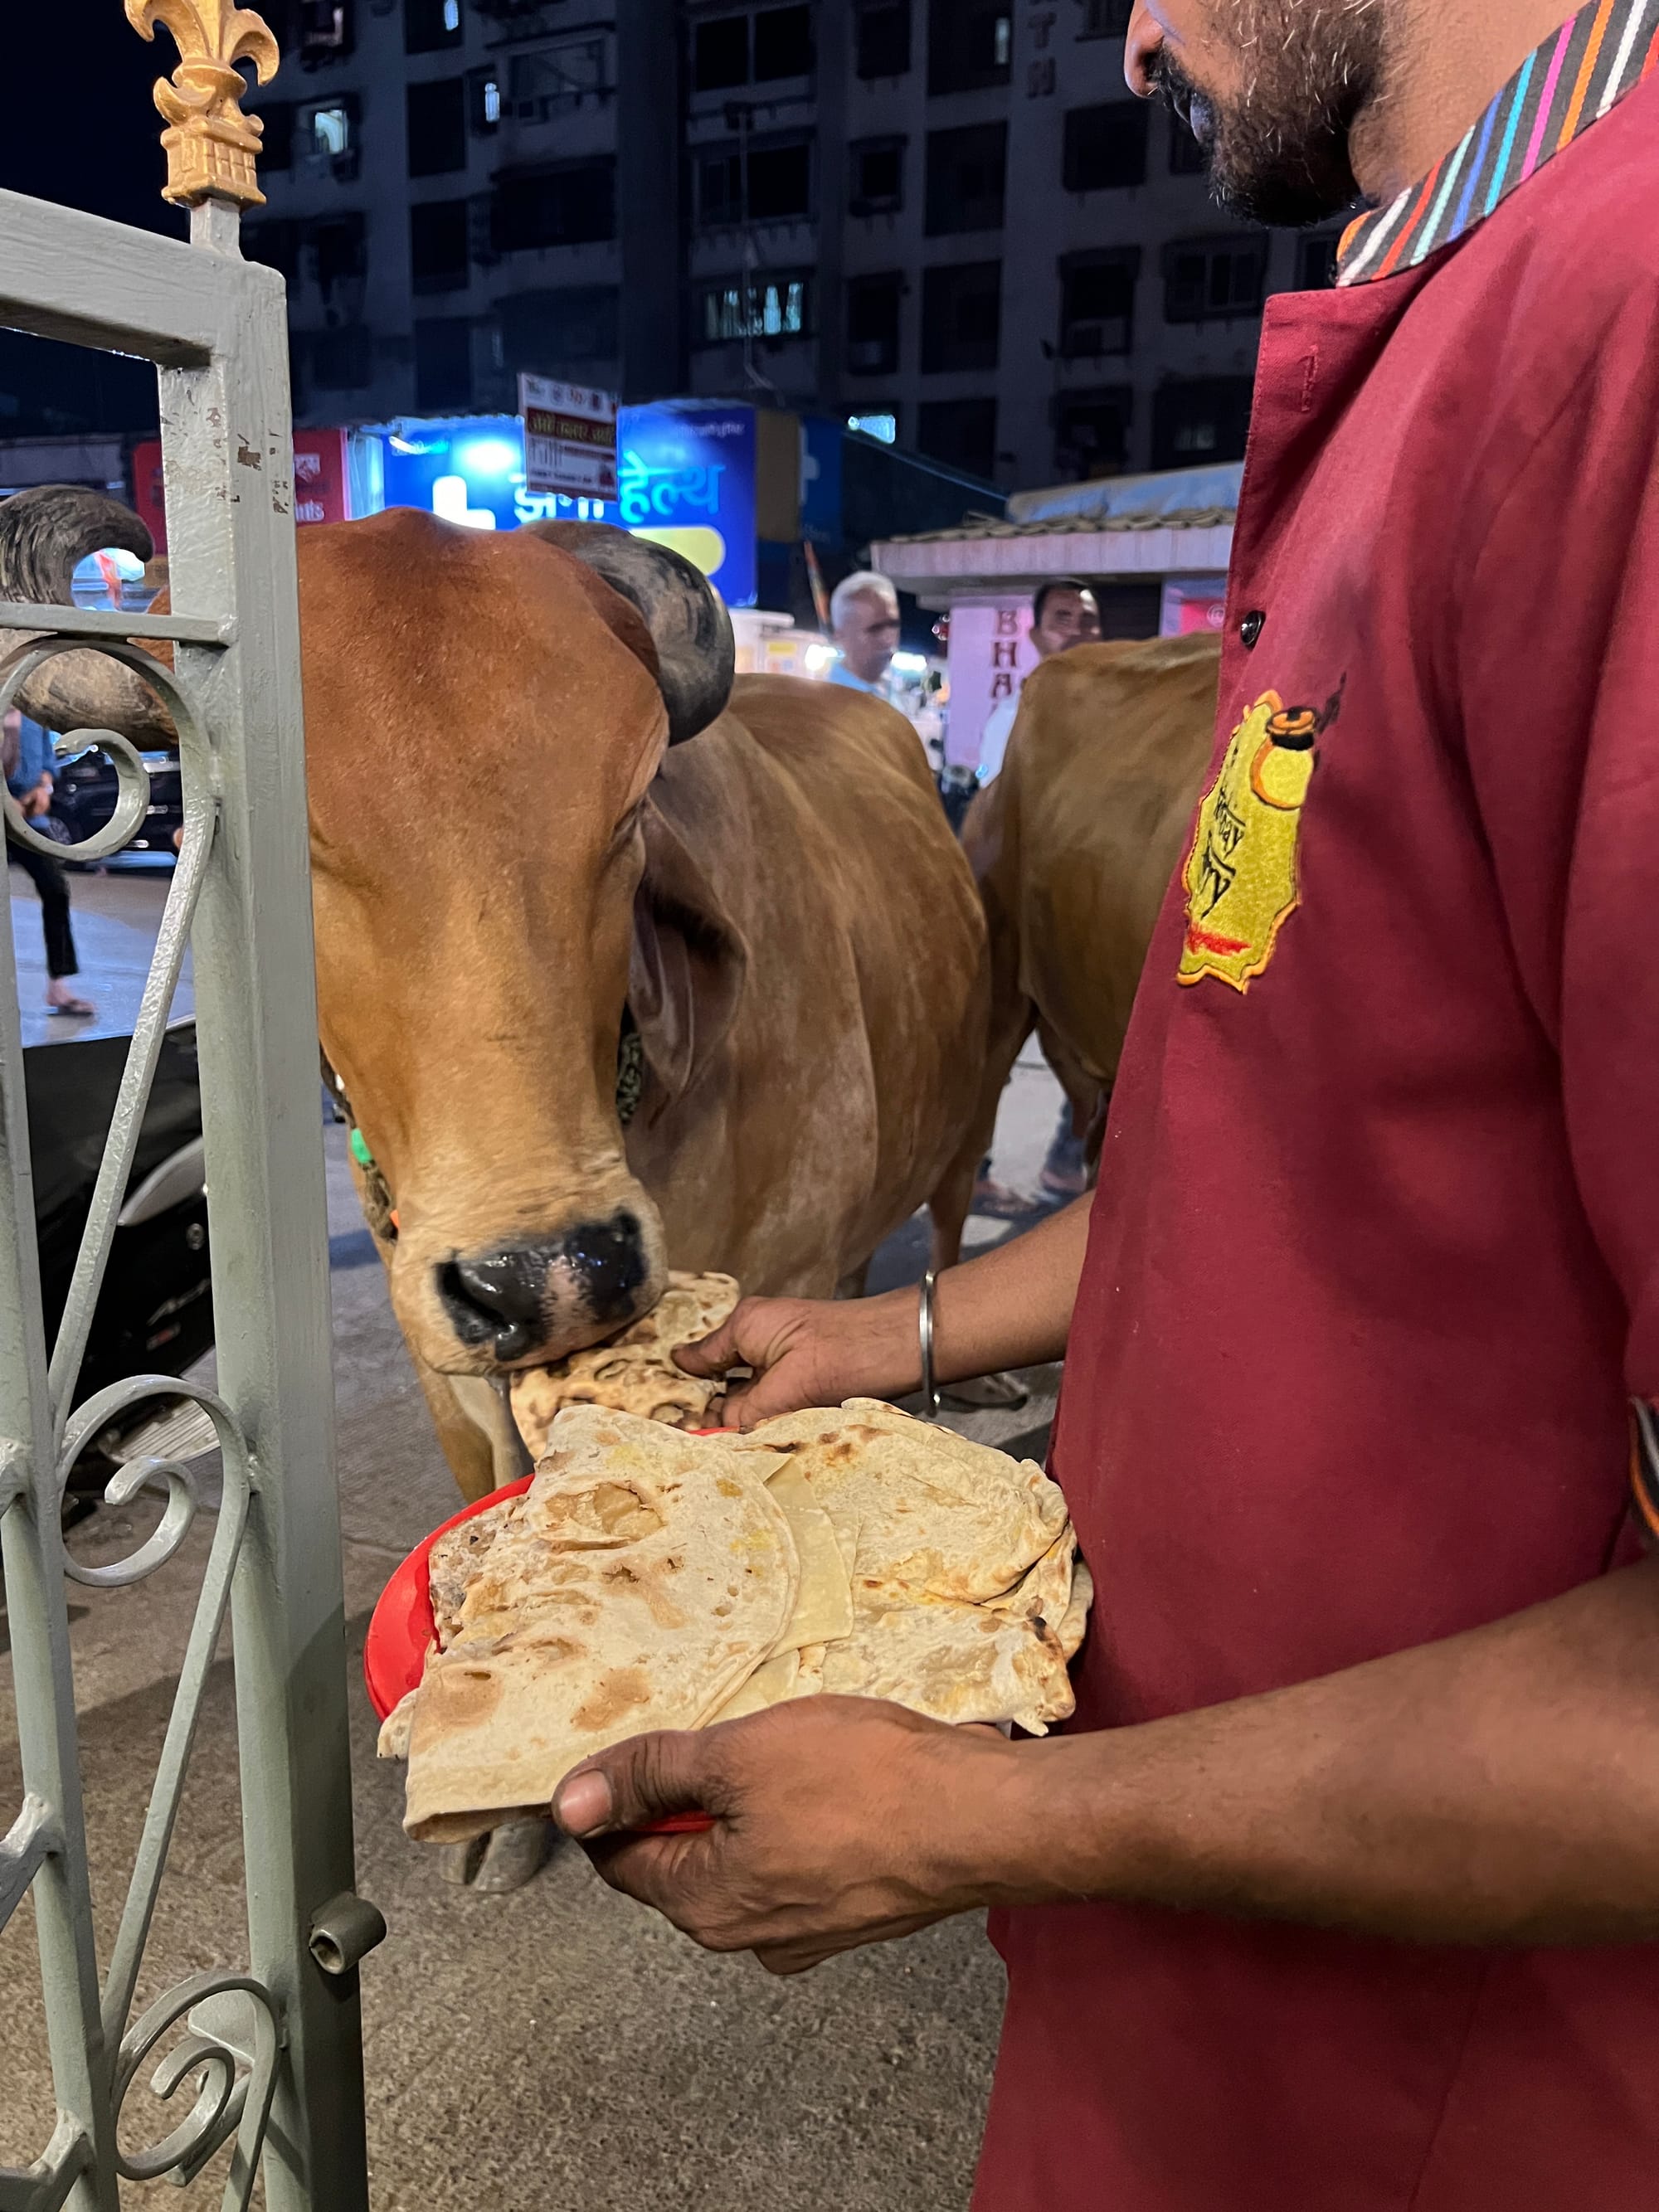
[3,707,94,1018]
[827,571,902,696]
[976,578,1102,786]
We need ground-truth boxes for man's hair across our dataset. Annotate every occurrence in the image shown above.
[830,569,900,632]
[1033,577,1095,629]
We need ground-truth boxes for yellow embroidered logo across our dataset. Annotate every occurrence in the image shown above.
[1178,683,1342,994]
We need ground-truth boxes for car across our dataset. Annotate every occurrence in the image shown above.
[49,741,184,858]
[26,1018,215,1500]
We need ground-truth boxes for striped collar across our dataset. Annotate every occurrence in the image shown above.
[1337,0,1659,285]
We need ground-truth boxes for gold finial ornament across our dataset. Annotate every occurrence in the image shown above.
[125,0,282,210]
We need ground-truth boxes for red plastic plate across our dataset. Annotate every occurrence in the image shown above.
[366,1437,731,1835]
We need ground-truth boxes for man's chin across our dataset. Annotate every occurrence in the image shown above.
[1209,144,1362,230]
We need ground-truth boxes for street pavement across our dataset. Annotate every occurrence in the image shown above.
[0,869,1073,2210]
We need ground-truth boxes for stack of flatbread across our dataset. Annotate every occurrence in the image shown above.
[383,1401,1091,1844]
[508,1271,738,1455]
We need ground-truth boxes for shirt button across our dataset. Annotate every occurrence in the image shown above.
[1240,610,1267,649]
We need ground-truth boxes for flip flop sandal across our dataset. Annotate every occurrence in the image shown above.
[46,997,95,1018]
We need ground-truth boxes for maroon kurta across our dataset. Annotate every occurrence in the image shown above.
[975,47,1659,2212]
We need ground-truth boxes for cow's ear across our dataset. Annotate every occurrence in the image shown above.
[630,795,747,1103]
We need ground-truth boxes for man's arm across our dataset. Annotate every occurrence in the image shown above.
[556,1548,1659,1973]
[676,1191,1093,1426]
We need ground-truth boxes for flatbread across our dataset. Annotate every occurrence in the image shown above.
[707,1646,801,1723]
[510,1272,739,1452]
[429,1496,521,1646]
[1055,1558,1093,1662]
[985,1527,1076,1639]
[401,1407,797,1840]
[822,1592,1075,1735]
[741,1400,1069,1605]
[763,1461,854,1652]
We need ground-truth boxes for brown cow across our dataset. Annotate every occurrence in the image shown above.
[956,633,1221,1183]
[0,491,990,1507]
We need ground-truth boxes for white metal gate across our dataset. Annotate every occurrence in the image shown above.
[0,7,374,2205]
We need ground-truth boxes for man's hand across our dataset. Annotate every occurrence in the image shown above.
[674,1296,917,1427]
[22,775,51,819]
[552,1697,1031,1973]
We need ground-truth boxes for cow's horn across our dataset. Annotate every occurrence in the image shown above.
[0,486,174,743]
[523,521,734,745]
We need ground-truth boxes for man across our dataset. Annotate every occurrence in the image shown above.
[3,708,93,1018]
[975,577,1102,1211]
[975,577,1100,787]
[553,5,1659,2206]
[826,568,902,694]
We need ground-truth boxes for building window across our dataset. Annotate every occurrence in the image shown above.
[469,68,502,133]
[1297,231,1341,289]
[307,324,373,391]
[309,212,368,302]
[407,77,467,177]
[1162,235,1268,322]
[496,285,620,374]
[846,273,902,374]
[755,5,813,77]
[855,0,911,77]
[747,143,813,220]
[850,137,906,216]
[1058,249,1138,356]
[489,159,616,252]
[1053,386,1131,480]
[695,141,812,226]
[404,0,460,55]
[1078,0,1131,33]
[917,397,996,479]
[411,199,470,294]
[505,38,613,119]
[1151,377,1254,469]
[294,0,354,66]
[416,318,474,410]
[1062,103,1148,192]
[1170,114,1209,174]
[921,260,1001,372]
[924,123,1007,236]
[928,0,1011,94]
[692,7,812,91]
[244,218,303,283]
[695,272,813,343]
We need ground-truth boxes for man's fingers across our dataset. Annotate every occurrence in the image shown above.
[673,1315,744,1378]
[552,1728,716,1838]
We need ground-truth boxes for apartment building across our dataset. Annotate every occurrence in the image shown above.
[249,0,1340,486]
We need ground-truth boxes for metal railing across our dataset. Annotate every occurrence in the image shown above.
[0,10,375,2206]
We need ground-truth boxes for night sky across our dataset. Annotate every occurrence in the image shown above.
[1,15,192,442]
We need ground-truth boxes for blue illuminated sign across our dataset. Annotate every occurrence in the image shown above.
[615,406,757,608]
[365,402,761,607]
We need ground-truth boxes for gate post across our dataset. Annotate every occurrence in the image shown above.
[136,9,373,2205]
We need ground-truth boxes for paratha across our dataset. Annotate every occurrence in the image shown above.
[401,1406,796,1840]
[429,1496,520,1646]
[820,1591,1075,1734]
[510,1271,739,1452]
[740,1400,1070,1604]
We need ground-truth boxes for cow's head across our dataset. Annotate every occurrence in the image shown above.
[0,489,737,1378]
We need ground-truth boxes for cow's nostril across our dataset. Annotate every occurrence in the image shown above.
[436,1252,549,1361]
[434,1215,649,1362]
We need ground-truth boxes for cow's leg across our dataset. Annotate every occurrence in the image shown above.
[929,1000,1034,1271]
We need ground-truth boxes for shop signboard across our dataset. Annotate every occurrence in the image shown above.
[616,404,757,608]
[519,375,618,500]
[944,600,1034,771]
[130,428,349,549]
[1160,575,1230,637]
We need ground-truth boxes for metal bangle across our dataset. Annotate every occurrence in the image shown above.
[918,1267,941,1420]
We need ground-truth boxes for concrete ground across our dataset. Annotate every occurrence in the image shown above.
[1,870,1073,2210]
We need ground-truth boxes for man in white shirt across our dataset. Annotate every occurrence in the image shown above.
[976,578,1101,784]
[826,571,902,695]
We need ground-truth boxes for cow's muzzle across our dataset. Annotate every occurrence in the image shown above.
[435,1211,650,1364]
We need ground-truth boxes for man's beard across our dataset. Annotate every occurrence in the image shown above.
[1151,0,1388,227]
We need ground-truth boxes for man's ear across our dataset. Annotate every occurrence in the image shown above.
[629,795,747,1104]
